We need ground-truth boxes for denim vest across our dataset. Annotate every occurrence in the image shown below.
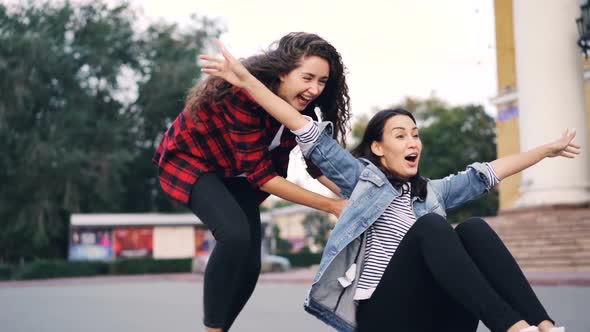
[299,122,496,332]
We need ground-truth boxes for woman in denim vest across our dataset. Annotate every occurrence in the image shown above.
[200,42,575,332]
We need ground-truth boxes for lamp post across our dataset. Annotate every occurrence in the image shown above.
[577,3,590,57]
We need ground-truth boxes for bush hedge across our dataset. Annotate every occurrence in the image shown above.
[2,258,192,280]
[0,253,318,281]
[110,258,191,275]
[0,264,13,280]
[280,252,322,267]
[13,260,110,280]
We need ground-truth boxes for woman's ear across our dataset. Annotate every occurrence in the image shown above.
[371,141,384,157]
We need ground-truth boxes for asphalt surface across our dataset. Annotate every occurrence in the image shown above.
[0,271,588,332]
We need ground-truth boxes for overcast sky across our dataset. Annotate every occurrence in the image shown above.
[128,0,498,120]
[122,0,499,195]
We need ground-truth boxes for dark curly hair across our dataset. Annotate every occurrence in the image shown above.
[186,32,351,145]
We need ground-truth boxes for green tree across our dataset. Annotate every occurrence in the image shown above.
[0,1,142,261]
[0,1,222,262]
[350,113,370,145]
[302,211,331,251]
[411,103,498,223]
[120,16,222,212]
[271,224,293,254]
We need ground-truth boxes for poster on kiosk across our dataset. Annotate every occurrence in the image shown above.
[69,228,114,261]
[113,227,154,258]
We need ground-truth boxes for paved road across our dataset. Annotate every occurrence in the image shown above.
[0,276,588,332]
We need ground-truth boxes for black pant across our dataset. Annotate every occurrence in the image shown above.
[356,213,553,332]
[189,174,262,331]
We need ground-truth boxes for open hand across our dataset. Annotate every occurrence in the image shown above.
[546,129,581,158]
[199,40,253,88]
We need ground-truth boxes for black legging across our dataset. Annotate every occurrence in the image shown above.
[356,213,553,332]
[189,173,262,331]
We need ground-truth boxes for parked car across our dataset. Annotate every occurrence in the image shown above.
[192,252,291,274]
[261,254,291,273]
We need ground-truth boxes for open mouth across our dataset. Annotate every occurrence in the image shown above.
[297,94,312,105]
[404,154,418,163]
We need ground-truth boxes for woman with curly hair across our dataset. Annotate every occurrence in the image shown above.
[152,32,350,332]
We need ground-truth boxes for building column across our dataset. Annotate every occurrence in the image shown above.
[513,0,590,207]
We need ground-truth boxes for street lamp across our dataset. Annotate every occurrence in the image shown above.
[577,3,590,57]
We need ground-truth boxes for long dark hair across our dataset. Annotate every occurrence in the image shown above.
[351,108,427,199]
[186,32,351,145]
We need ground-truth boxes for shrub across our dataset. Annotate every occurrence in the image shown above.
[0,264,13,280]
[13,260,110,280]
[281,252,322,267]
[6,258,197,280]
[110,258,191,275]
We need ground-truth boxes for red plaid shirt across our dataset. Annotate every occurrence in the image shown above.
[152,87,322,205]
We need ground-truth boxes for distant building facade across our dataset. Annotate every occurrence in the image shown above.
[69,213,212,261]
[69,205,333,261]
[492,0,590,210]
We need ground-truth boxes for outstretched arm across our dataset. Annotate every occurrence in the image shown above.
[200,42,347,215]
[200,41,309,132]
[317,175,341,197]
[199,41,363,197]
[260,176,345,217]
[490,129,581,181]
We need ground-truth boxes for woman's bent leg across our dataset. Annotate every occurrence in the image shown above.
[356,215,477,332]
[189,174,255,330]
[413,213,524,332]
[455,218,554,326]
[220,177,262,331]
[356,223,439,332]
[358,213,524,332]
[432,287,479,332]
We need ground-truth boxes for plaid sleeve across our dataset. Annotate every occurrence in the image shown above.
[230,87,261,113]
[226,87,281,188]
[237,129,280,187]
[246,157,279,187]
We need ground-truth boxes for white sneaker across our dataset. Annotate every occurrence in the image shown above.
[520,327,539,332]
[549,328,565,332]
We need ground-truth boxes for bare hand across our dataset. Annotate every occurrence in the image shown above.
[199,40,253,88]
[546,129,581,158]
[330,199,348,218]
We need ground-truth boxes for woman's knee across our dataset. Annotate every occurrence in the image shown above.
[414,213,452,234]
[455,217,493,238]
[216,226,251,252]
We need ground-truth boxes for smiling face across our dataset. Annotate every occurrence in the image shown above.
[371,115,422,180]
[276,55,330,111]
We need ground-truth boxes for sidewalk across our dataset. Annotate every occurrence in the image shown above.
[524,271,590,287]
[1,267,589,288]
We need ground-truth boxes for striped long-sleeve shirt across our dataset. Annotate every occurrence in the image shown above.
[292,118,500,300]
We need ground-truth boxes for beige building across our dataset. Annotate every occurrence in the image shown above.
[69,213,211,261]
[486,0,590,272]
[69,205,333,262]
[262,204,335,253]
[492,0,590,210]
